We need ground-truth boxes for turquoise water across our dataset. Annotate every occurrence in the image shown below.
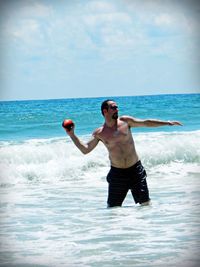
[0,94,200,266]
[0,94,199,141]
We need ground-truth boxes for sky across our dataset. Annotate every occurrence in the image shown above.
[0,0,200,101]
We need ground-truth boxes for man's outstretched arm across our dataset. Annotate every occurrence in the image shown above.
[121,116,183,128]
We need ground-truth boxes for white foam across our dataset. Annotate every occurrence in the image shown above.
[0,131,200,267]
[135,130,200,166]
[0,136,108,188]
[0,131,199,186]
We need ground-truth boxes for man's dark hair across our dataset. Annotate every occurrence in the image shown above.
[101,99,113,116]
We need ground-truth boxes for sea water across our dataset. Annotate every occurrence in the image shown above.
[0,94,200,267]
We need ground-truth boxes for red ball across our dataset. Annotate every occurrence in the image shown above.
[62,119,74,130]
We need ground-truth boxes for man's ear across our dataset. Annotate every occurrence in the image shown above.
[103,109,108,116]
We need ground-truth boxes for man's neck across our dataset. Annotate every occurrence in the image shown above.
[105,118,117,128]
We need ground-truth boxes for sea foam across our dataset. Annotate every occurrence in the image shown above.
[0,131,199,186]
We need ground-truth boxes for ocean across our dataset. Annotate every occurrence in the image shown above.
[0,94,200,267]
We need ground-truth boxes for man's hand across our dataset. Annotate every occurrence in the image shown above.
[62,119,75,136]
[64,124,75,136]
[168,121,183,126]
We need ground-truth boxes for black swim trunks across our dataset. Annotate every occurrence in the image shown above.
[106,160,150,207]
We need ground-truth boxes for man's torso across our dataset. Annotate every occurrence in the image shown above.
[95,118,139,168]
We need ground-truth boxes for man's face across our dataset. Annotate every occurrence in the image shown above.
[107,101,119,120]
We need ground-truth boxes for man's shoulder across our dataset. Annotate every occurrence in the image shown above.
[120,115,133,119]
[119,115,132,122]
[119,116,136,128]
[92,125,104,138]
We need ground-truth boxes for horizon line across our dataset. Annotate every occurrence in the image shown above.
[0,92,199,103]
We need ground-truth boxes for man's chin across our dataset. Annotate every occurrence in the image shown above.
[112,113,118,120]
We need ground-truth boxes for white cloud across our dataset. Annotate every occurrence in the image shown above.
[82,11,134,50]
[12,19,39,39]
[152,11,199,38]
[1,0,199,65]
[125,0,200,35]
[0,1,53,47]
[83,12,132,27]
[1,0,199,100]
[14,1,52,18]
[85,1,116,13]
[2,18,47,56]
[154,14,173,27]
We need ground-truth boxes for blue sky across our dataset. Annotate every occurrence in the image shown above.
[0,0,200,101]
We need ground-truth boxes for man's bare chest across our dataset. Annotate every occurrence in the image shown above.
[100,124,130,145]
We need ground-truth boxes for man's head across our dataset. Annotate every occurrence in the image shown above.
[101,99,119,120]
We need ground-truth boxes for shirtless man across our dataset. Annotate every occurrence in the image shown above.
[63,99,182,207]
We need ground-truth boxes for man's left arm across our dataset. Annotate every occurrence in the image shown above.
[121,116,183,128]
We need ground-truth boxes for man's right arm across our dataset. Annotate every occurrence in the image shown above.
[69,133,99,154]
[64,125,99,154]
